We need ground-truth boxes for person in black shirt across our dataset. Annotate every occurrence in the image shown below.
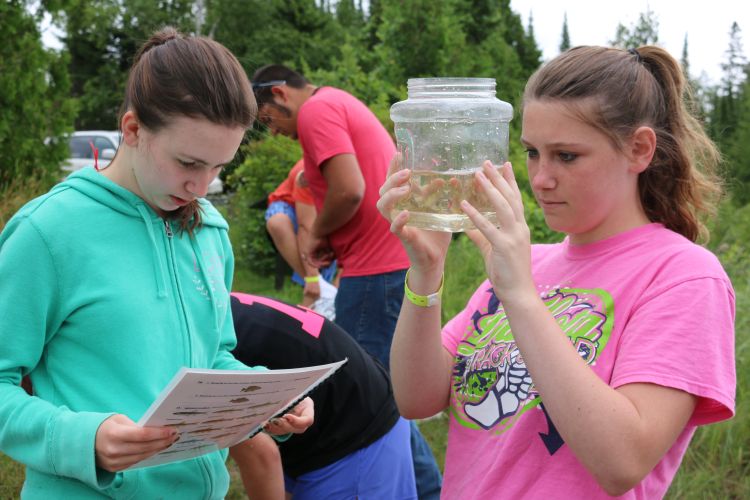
[229,293,416,499]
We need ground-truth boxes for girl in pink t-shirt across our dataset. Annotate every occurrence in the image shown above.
[378,45,735,499]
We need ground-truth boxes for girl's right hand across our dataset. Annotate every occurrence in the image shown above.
[377,154,452,275]
[95,414,178,472]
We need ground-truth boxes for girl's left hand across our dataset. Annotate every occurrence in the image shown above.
[263,397,314,435]
[461,161,535,302]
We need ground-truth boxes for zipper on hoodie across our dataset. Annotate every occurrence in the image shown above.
[162,218,194,364]
[163,219,173,238]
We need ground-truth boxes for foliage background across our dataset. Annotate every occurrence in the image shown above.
[1,0,749,498]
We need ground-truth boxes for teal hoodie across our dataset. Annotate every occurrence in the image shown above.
[0,167,260,499]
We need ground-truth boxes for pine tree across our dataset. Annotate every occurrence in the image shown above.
[711,22,750,200]
[710,23,747,148]
[463,0,503,45]
[609,8,659,48]
[495,0,541,75]
[679,33,709,116]
[206,0,344,74]
[0,1,75,187]
[524,12,542,65]
[681,34,690,81]
[374,0,468,85]
[725,75,750,204]
[335,0,364,32]
[364,0,384,50]
[720,22,748,99]
[47,0,198,130]
[631,8,660,46]
[559,12,571,53]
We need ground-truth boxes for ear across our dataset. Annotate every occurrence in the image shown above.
[270,85,289,104]
[120,110,141,147]
[628,126,656,174]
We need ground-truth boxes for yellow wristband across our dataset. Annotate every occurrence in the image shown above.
[404,269,443,307]
[304,275,320,283]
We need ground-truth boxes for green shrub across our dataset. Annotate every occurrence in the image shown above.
[226,135,302,276]
[304,39,405,134]
[442,234,487,322]
[0,174,55,231]
[0,2,75,190]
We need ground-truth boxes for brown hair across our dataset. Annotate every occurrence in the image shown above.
[523,45,722,243]
[122,27,256,234]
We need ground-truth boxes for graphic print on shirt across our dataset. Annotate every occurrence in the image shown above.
[192,251,228,315]
[451,285,613,446]
[192,252,222,299]
[233,294,326,338]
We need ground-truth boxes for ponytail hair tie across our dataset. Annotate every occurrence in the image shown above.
[628,48,642,63]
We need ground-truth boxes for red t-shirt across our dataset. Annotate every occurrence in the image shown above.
[267,159,316,207]
[297,87,409,276]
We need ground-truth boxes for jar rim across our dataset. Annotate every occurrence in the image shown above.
[407,77,495,86]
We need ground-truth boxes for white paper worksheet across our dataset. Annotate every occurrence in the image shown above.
[127,359,346,469]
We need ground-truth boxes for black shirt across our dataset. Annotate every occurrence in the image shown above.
[230,293,400,477]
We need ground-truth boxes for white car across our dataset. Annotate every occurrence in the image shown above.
[64,131,122,173]
[63,130,223,194]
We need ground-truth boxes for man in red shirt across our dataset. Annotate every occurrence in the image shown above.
[252,65,442,499]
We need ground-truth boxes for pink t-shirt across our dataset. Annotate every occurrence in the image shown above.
[297,87,409,277]
[441,223,735,499]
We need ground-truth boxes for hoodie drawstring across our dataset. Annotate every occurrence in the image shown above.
[135,204,168,298]
[190,237,221,333]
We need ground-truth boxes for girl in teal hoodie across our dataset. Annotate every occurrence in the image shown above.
[0,27,312,499]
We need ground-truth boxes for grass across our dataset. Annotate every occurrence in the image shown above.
[0,454,24,499]
[1,237,748,498]
[0,178,747,498]
[0,175,54,231]
[416,413,449,472]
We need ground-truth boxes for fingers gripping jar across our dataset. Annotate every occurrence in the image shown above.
[390,78,513,232]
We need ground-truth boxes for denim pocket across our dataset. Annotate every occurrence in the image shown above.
[384,269,407,319]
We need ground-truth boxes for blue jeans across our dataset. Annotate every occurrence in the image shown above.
[334,269,406,372]
[334,270,443,499]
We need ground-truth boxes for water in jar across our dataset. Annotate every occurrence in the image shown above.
[393,168,502,231]
[392,120,508,232]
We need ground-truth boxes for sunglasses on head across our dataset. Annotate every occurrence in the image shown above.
[252,80,286,92]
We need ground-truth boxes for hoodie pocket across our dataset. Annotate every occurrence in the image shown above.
[102,468,141,499]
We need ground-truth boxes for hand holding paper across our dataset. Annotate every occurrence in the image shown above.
[263,396,314,435]
[126,360,345,470]
[95,414,178,472]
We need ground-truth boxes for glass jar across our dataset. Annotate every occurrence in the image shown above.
[390,77,513,232]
